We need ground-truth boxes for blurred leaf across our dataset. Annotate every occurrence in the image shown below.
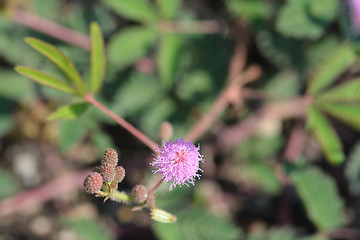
[307,106,344,164]
[91,131,115,155]
[248,227,297,240]
[154,207,242,240]
[108,27,157,69]
[236,136,284,160]
[346,141,360,195]
[276,0,339,39]
[305,36,339,71]
[90,22,106,94]
[291,167,345,230]
[112,71,161,116]
[47,102,90,120]
[226,0,269,22]
[176,70,212,101]
[316,78,360,103]
[315,102,360,131]
[307,43,355,95]
[248,161,281,195]
[263,70,300,98]
[62,218,111,240]
[24,38,86,94]
[15,66,80,96]
[58,119,86,151]
[0,71,35,100]
[0,168,18,199]
[0,115,13,137]
[156,0,181,20]
[103,0,157,24]
[157,34,182,88]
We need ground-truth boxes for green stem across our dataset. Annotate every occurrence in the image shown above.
[108,190,134,204]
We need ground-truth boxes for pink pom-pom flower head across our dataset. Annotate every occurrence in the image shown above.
[151,138,204,190]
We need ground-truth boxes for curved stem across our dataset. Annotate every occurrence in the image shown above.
[84,94,158,151]
[108,190,133,204]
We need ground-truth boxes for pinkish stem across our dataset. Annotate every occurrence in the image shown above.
[84,94,158,151]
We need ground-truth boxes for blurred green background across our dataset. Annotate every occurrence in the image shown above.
[1,0,360,239]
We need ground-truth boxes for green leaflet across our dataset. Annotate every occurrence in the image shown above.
[157,34,182,88]
[276,0,339,39]
[156,0,181,20]
[25,38,86,94]
[108,27,158,69]
[47,102,90,120]
[14,66,80,96]
[307,43,355,95]
[291,167,345,230]
[316,78,360,103]
[102,0,157,24]
[315,102,360,131]
[307,106,344,164]
[90,22,106,94]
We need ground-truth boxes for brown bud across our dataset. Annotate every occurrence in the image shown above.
[84,172,103,194]
[132,184,147,203]
[100,163,116,182]
[114,166,125,183]
[146,194,155,207]
[102,148,118,166]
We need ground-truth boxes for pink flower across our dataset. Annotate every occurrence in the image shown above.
[151,138,204,190]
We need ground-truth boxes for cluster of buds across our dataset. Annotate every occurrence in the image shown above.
[84,148,125,195]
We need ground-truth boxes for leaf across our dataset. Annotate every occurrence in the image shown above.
[291,167,345,230]
[58,119,86,152]
[248,227,298,240]
[0,168,18,199]
[62,218,111,240]
[307,106,344,164]
[90,22,106,94]
[307,43,355,95]
[0,70,35,101]
[108,27,158,69]
[345,141,360,195]
[103,0,157,24]
[47,102,90,120]
[156,0,181,20]
[247,161,281,195]
[24,38,86,94]
[315,102,360,131]
[15,66,80,96]
[226,0,269,21]
[157,34,182,88]
[153,207,242,240]
[316,78,360,103]
[276,0,339,39]
[263,70,300,98]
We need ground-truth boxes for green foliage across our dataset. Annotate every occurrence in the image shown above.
[156,0,181,20]
[58,119,86,151]
[315,103,360,131]
[276,0,339,39]
[157,34,182,88]
[0,168,18,199]
[226,0,269,22]
[47,102,90,120]
[248,228,327,240]
[346,141,360,195]
[263,70,300,98]
[291,167,345,230]
[90,22,106,94]
[153,207,242,240]
[307,106,344,164]
[14,66,80,96]
[307,44,355,95]
[108,27,158,69]
[247,161,281,195]
[316,78,360,103]
[24,38,86,94]
[103,0,157,24]
[62,218,111,240]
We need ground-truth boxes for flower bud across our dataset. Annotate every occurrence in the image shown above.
[100,163,116,182]
[102,148,118,166]
[110,181,118,190]
[84,172,103,194]
[150,208,177,223]
[115,166,125,183]
[131,184,147,203]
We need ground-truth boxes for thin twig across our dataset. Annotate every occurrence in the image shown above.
[84,94,158,151]
[158,20,223,34]
[0,169,90,218]
[10,7,90,50]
